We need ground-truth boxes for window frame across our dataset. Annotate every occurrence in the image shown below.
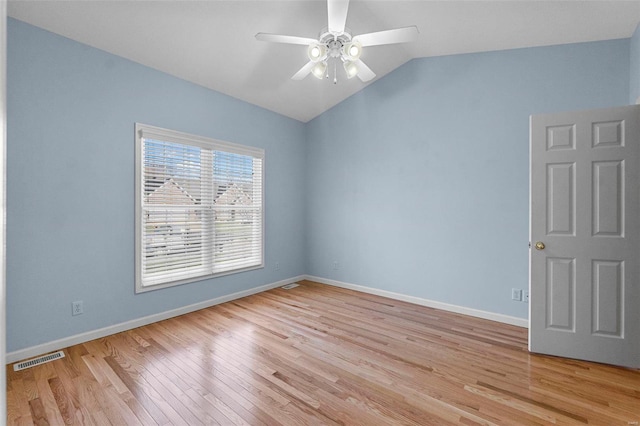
[134,123,265,293]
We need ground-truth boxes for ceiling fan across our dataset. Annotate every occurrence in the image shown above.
[255,0,419,83]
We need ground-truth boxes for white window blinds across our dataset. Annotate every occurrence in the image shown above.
[135,124,264,292]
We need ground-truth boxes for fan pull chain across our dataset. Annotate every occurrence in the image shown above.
[333,60,337,84]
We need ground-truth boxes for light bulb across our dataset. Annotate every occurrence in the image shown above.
[343,61,358,79]
[307,43,326,62]
[312,62,327,79]
[342,41,362,61]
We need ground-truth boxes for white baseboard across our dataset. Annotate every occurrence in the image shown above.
[7,274,528,364]
[6,275,305,364]
[304,275,529,329]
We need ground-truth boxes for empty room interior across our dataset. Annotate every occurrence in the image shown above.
[3,1,640,424]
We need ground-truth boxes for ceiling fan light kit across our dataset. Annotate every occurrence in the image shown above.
[256,0,418,84]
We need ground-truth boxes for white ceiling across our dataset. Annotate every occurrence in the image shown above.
[8,1,640,122]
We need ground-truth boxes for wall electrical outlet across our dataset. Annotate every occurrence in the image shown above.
[333,261,339,270]
[275,262,280,271]
[72,301,84,316]
[511,288,522,301]
[523,291,529,303]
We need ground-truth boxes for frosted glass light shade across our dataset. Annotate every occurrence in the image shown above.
[312,61,327,79]
[308,43,327,62]
[342,41,362,61]
[343,61,358,79]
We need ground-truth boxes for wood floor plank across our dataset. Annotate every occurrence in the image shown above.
[70,374,109,426]
[47,377,77,425]
[7,390,23,425]
[8,379,33,422]
[8,280,640,425]
[28,398,49,426]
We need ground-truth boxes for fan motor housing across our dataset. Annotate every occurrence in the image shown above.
[318,28,353,58]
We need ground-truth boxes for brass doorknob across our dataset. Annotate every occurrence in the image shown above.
[535,241,545,250]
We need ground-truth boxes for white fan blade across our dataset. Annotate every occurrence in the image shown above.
[255,33,317,46]
[354,26,419,47]
[355,59,375,82]
[292,61,315,80]
[328,0,350,34]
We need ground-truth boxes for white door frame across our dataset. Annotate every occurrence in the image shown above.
[1,0,7,420]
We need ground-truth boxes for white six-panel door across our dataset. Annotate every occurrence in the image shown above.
[530,105,640,368]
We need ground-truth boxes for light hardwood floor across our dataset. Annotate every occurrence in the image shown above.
[6,280,640,425]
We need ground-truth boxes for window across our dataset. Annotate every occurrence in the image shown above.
[135,123,264,292]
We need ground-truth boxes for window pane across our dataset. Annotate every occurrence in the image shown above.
[213,152,262,273]
[144,140,203,205]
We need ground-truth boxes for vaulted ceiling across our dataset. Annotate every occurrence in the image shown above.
[8,1,640,122]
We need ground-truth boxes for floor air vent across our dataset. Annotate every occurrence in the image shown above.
[13,350,65,371]
[281,283,300,290]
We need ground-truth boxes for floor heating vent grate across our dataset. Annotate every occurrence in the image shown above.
[281,283,300,290]
[13,350,65,371]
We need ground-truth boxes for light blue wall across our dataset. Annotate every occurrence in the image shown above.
[7,16,634,353]
[630,23,640,104]
[306,39,630,319]
[7,18,306,352]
